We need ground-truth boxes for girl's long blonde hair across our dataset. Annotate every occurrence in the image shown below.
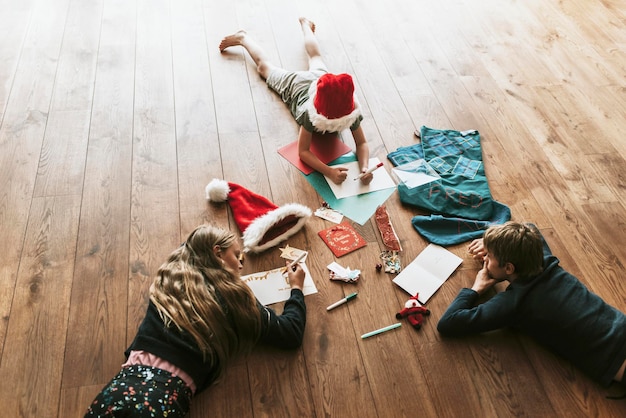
[149,224,262,377]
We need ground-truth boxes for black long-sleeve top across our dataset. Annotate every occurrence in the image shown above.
[437,236,626,387]
[125,289,306,393]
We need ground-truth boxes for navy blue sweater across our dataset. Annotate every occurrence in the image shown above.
[438,237,626,386]
[125,289,306,393]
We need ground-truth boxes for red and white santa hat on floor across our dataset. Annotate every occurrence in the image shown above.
[205,179,312,253]
[306,73,362,133]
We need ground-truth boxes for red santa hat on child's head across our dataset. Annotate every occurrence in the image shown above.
[205,179,311,253]
[306,73,362,133]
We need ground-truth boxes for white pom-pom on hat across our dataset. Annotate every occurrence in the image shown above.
[205,178,230,202]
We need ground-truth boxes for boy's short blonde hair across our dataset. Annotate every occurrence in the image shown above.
[483,222,544,278]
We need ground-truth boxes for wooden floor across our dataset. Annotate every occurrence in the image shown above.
[0,0,625,416]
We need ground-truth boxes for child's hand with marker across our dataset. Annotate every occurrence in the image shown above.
[282,252,307,290]
[286,262,305,291]
[356,168,374,185]
[354,162,382,185]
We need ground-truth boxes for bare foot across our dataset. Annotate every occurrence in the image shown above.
[219,30,247,52]
[299,17,316,33]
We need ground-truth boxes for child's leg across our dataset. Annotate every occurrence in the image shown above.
[299,17,327,71]
[219,30,277,79]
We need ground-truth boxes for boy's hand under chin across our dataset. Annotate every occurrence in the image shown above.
[471,263,498,295]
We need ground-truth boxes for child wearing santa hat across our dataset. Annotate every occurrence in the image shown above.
[219,17,373,186]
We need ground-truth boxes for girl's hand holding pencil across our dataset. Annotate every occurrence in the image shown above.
[281,251,307,274]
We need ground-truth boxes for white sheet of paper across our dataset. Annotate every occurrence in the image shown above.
[241,263,318,306]
[391,159,440,189]
[392,244,463,303]
[392,169,440,189]
[325,157,396,199]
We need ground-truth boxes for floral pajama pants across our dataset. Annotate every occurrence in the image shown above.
[84,365,192,417]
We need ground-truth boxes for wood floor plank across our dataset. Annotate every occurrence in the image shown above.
[246,345,317,417]
[3,0,70,114]
[0,114,49,357]
[189,359,255,418]
[0,195,81,417]
[1,0,625,417]
[48,0,101,112]
[542,0,626,84]
[61,0,136,389]
[580,201,626,274]
[574,84,626,159]
[0,0,70,362]
[58,384,104,418]
[127,0,180,341]
[0,0,31,118]
[589,152,626,203]
[0,5,95,411]
[32,110,91,197]
[170,0,222,230]
[329,1,418,156]
[0,116,44,355]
